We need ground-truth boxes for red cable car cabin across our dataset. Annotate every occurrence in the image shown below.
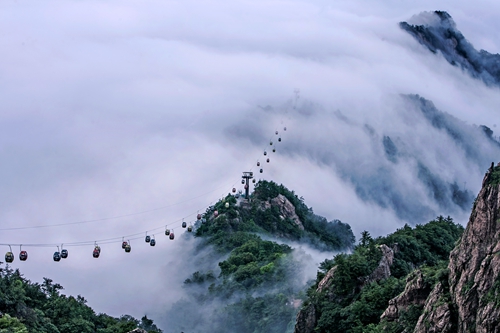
[19,250,28,261]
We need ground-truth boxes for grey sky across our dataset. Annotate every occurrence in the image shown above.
[1,0,500,328]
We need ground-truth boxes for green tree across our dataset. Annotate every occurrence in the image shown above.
[0,314,28,333]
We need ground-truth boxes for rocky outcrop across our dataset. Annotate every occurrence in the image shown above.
[293,303,317,333]
[414,282,453,333]
[364,244,395,285]
[414,165,500,333]
[381,270,431,321]
[127,329,147,333]
[316,266,337,293]
[258,194,304,230]
[295,244,396,333]
[273,194,304,229]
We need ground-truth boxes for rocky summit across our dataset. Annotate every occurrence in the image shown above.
[415,164,500,333]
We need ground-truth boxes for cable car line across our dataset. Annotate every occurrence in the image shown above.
[0,178,244,249]
[1,90,296,261]
[0,178,240,232]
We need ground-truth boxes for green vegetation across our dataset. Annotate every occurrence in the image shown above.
[196,180,355,251]
[0,265,162,333]
[486,165,500,186]
[482,275,500,308]
[166,181,355,333]
[302,216,464,333]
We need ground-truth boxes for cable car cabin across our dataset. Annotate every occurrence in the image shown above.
[264,151,267,156]
[267,158,270,163]
[125,244,131,252]
[257,162,260,166]
[232,188,236,194]
[122,241,128,249]
[252,179,256,183]
[53,252,61,262]
[145,235,151,243]
[95,245,101,253]
[93,249,100,258]
[5,252,14,263]
[244,184,248,189]
[241,179,245,184]
[165,229,170,236]
[214,210,219,217]
[278,137,281,142]
[19,251,28,261]
[197,213,202,219]
[272,148,276,153]
[260,169,263,173]
[225,202,229,208]
[169,232,175,240]
[284,127,287,131]
[182,221,187,228]
[275,131,278,135]
[235,193,240,198]
[187,225,193,232]
[150,239,156,246]
[61,249,68,259]
[270,141,273,145]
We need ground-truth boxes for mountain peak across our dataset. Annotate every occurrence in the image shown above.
[400,11,500,87]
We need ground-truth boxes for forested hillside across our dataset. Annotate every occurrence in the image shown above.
[0,265,162,333]
[294,216,464,333]
[163,180,355,333]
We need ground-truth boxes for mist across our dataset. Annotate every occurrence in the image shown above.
[1,0,500,330]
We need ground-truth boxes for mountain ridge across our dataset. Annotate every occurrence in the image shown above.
[400,11,500,87]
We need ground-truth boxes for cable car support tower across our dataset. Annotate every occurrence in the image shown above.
[242,172,253,199]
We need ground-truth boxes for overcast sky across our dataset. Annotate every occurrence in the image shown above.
[1,0,500,329]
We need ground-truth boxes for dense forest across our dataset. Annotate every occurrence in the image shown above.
[0,264,162,333]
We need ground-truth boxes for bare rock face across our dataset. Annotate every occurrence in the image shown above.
[381,270,431,321]
[294,303,317,333]
[414,282,453,333]
[127,329,147,333]
[271,194,304,230]
[446,167,500,333]
[365,244,394,284]
[295,266,333,333]
[414,166,500,333]
[316,266,337,293]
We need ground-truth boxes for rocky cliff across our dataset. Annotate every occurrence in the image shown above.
[381,269,431,322]
[413,165,500,333]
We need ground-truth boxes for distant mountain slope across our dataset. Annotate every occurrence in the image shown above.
[227,93,500,227]
[400,11,500,87]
